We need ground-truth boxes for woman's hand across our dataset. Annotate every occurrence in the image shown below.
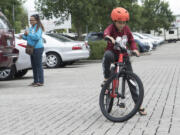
[19,35,23,39]
[132,50,140,57]
[24,31,28,36]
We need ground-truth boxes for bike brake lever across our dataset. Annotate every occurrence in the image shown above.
[127,50,139,57]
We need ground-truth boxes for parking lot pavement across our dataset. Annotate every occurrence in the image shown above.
[0,41,180,135]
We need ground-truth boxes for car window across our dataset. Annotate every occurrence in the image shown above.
[0,14,11,29]
[89,35,99,40]
[87,33,103,41]
[169,30,174,34]
[46,33,74,42]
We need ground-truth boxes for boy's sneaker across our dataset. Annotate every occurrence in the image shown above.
[101,81,107,88]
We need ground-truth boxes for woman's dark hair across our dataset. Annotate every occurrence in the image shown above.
[31,14,45,32]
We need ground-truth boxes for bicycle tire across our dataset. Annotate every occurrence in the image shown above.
[99,71,144,122]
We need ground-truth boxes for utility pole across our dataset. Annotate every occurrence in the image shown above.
[12,0,15,26]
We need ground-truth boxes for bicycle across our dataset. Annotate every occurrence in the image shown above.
[99,36,144,122]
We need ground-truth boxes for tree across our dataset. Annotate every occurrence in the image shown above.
[35,0,118,37]
[141,0,175,33]
[35,0,174,36]
[0,0,28,33]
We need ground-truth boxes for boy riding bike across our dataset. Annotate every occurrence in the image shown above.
[102,7,146,115]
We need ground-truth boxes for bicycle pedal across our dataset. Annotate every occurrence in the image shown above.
[119,103,125,108]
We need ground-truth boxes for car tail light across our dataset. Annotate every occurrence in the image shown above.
[72,46,82,50]
[18,43,26,48]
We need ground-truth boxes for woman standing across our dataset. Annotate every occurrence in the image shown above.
[21,14,45,87]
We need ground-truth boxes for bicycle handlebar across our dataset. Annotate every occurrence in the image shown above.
[104,37,139,57]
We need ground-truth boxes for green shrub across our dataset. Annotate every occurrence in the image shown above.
[88,40,107,59]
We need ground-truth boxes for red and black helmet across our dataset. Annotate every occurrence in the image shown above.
[111,7,129,22]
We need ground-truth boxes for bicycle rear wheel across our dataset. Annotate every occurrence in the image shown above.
[99,71,144,122]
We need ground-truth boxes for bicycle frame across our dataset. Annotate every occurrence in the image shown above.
[111,53,126,98]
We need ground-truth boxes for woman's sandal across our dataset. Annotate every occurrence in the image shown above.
[139,108,147,116]
[29,83,36,86]
[37,83,44,86]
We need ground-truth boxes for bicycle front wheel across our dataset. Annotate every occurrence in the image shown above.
[99,71,144,122]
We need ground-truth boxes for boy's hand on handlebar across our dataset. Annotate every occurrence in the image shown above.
[105,36,115,44]
[132,50,140,57]
[110,37,115,44]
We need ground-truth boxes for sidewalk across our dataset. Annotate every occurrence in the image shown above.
[0,42,180,135]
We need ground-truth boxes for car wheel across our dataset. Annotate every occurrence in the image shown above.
[46,52,65,68]
[0,65,15,81]
[14,69,28,78]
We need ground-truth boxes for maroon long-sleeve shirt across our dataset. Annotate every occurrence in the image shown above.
[104,24,137,54]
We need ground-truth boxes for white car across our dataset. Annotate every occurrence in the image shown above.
[0,33,90,80]
[143,33,165,44]
[0,35,46,80]
[133,32,158,49]
[133,34,153,51]
[44,33,90,68]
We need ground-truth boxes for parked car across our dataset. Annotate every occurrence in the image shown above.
[85,32,104,42]
[0,10,19,72]
[134,39,150,52]
[133,34,153,51]
[0,35,46,80]
[133,32,158,49]
[143,33,165,45]
[44,33,90,68]
[85,32,151,52]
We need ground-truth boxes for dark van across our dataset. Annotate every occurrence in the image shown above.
[0,10,19,72]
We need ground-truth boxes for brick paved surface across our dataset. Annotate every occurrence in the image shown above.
[0,42,180,135]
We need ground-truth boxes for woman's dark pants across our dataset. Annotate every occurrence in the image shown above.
[30,48,44,84]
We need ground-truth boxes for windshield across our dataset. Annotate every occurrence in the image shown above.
[46,33,74,42]
[134,34,145,39]
[0,12,11,29]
